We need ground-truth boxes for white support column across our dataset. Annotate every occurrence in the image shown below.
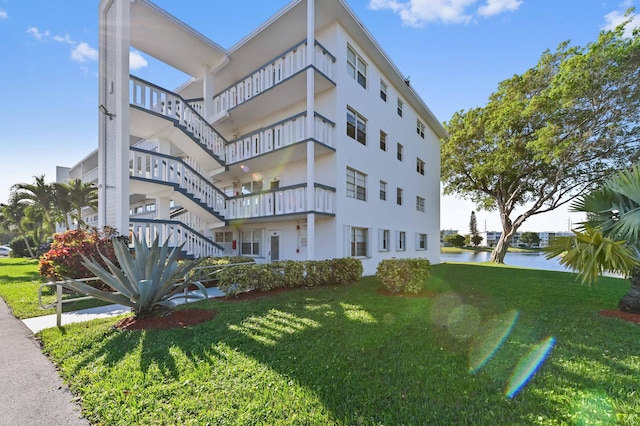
[115,0,131,236]
[306,0,316,260]
[203,66,214,120]
[156,196,171,221]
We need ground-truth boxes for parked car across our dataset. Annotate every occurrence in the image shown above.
[0,245,12,257]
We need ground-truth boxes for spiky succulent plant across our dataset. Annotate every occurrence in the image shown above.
[61,234,208,319]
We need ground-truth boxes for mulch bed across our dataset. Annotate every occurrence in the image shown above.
[599,309,640,323]
[114,309,218,331]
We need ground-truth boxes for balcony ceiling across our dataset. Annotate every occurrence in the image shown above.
[130,0,228,78]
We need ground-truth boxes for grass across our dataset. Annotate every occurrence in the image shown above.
[27,262,638,425]
[0,258,109,318]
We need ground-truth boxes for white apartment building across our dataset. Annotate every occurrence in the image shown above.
[88,0,445,275]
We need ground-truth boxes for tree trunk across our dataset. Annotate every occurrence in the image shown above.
[619,266,640,314]
[489,236,510,263]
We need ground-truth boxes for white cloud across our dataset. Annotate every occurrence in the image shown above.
[26,26,50,41]
[71,42,98,63]
[477,0,523,17]
[129,51,148,71]
[368,0,521,26]
[0,10,8,19]
[602,9,640,38]
[53,33,74,44]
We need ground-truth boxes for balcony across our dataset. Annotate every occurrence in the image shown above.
[226,183,335,223]
[211,40,336,131]
[129,76,227,169]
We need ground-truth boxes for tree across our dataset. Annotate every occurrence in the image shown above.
[519,232,540,247]
[0,195,36,258]
[53,179,98,230]
[11,175,56,237]
[445,234,466,248]
[469,211,482,247]
[441,20,640,263]
[545,163,640,313]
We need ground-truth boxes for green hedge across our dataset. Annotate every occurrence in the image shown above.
[217,258,363,296]
[376,258,431,294]
[188,256,255,283]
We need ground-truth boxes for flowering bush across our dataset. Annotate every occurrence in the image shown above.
[38,227,124,281]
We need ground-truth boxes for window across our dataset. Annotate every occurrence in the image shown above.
[379,180,387,201]
[397,143,403,161]
[241,180,263,194]
[397,231,406,251]
[347,107,367,145]
[397,98,404,117]
[416,196,425,212]
[417,119,425,138]
[417,158,425,175]
[379,229,390,252]
[215,231,234,253]
[240,230,261,256]
[379,130,387,151]
[380,80,387,102]
[417,233,428,250]
[351,227,368,257]
[347,45,367,88]
[347,167,367,201]
[397,187,403,205]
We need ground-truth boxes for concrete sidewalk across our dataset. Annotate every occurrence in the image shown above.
[0,298,89,425]
[1,288,226,425]
[22,287,225,333]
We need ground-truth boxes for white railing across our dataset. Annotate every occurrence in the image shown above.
[212,40,335,119]
[129,149,226,216]
[187,99,203,116]
[225,113,334,164]
[226,185,335,220]
[130,76,226,161]
[82,167,99,183]
[130,219,223,258]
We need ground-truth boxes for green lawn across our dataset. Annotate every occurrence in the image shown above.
[28,263,638,425]
[0,258,108,318]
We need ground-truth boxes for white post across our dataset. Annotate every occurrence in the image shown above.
[306,0,316,260]
[203,66,214,119]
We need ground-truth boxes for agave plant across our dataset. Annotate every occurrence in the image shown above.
[61,234,208,319]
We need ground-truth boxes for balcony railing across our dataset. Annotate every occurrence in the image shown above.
[226,112,334,164]
[130,76,227,161]
[130,218,224,258]
[212,40,335,119]
[226,184,335,220]
[130,148,226,217]
[82,167,99,183]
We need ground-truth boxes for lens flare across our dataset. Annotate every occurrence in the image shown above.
[505,336,556,398]
[447,304,481,340]
[240,164,249,173]
[469,310,519,374]
[430,292,462,327]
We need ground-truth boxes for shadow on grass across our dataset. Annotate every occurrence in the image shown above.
[47,264,638,424]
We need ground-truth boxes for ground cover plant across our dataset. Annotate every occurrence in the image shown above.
[0,258,106,318]
[35,263,639,425]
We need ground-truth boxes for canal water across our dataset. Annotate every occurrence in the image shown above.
[439,251,572,273]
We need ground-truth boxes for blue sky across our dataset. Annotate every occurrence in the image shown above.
[0,0,638,234]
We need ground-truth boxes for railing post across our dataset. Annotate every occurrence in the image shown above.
[56,283,63,328]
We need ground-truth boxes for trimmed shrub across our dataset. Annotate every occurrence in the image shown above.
[9,236,35,258]
[217,257,364,296]
[376,258,432,294]
[303,260,332,287]
[38,227,123,281]
[188,256,255,283]
[331,257,363,285]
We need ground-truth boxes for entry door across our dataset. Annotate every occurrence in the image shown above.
[270,235,280,262]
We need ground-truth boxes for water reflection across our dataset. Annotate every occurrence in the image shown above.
[439,251,571,273]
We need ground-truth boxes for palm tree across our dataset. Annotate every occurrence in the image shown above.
[52,182,73,230]
[546,163,640,313]
[66,178,98,228]
[0,195,36,258]
[11,175,56,236]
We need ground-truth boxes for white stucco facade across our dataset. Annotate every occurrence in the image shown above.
[92,0,445,275]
